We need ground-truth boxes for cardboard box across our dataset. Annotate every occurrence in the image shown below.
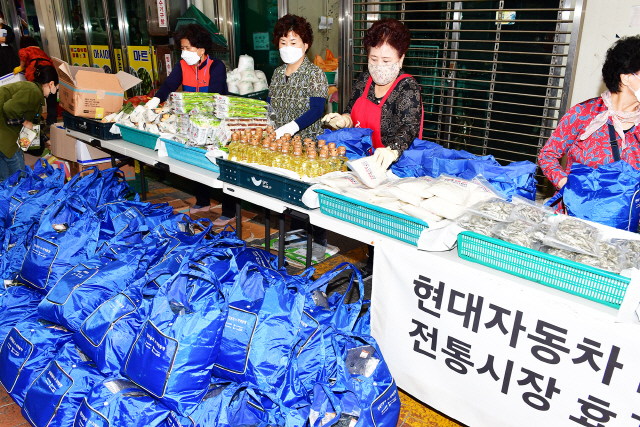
[49,122,110,162]
[69,158,114,177]
[52,57,140,119]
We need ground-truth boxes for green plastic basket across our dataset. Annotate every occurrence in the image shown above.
[176,5,228,48]
[315,189,429,245]
[457,231,630,308]
[117,124,158,150]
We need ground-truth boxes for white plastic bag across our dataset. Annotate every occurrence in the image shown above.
[380,186,422,206]
[396,177,435,198]
[427,175,473,205]
[228,82,239,94]
[319,174,362,189]
[237,55,255,71]
[253,80,269,91]
[420,197,466,220]
[241,70,260,83]
[401,204,443,224]
[255,70,268,84]
[237,81,254,95]
[347,157,388,188]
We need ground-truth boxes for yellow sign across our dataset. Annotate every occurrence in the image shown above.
[69,45,90,67]
[128,46,158,96]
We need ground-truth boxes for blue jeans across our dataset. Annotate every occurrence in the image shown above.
[0,149,25,182]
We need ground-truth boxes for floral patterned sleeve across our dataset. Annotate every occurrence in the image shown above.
[383,77,423,156]
[538,104,584,187]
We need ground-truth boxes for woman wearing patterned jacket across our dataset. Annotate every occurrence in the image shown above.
[539,36,640,190]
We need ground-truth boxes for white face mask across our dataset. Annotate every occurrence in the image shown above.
[279,46,304,64]
[181,49,201,66]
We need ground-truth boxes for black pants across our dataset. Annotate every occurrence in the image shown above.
[46,93,58,125]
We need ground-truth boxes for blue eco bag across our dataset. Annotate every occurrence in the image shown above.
[295,263,364,392]
[564,161,640,231]
[17,196,101,294]
[0,284,43,344]
[318,128,374,160]
[211,263,305,394]
[0,318,73,406]
[123,263,228,416]
[21,343,103,427]
[38,244,150,331]
[74,271,168,376]
[320,332,401,427]
[73,377,171,427]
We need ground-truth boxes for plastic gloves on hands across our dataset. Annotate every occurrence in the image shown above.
[275,121,300,139]
[13,66,22,75]
[145,97,161,109]
[321,113,352,129]
[371,147,399,170]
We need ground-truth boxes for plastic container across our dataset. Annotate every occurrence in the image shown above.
[62,111,121,140]
[325,71,336,84]
[116,124,158,150]
[457,231,630,308]
[315,188,430,245]
[162,138,220,173]
[217,158,312,208]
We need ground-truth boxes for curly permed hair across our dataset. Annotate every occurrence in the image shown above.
[272,14,313,50]
[175,24,212,54]
[602,36,640,93]
[363,18,411,57]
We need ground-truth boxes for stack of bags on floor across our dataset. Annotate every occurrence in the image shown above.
[0,160,399,427]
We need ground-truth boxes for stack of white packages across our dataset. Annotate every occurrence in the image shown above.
[227,55,269,95]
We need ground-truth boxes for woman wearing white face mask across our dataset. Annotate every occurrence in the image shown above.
[540,36,640,194]
[269,14,329,140]
[322,18,423,172]
[150,24,228,215]
[0,11,19,78]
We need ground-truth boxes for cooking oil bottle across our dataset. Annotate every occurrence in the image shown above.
[328,148,340,172]
[273,145,288,169]
[318,149,331,175]
[238,137,250,162]
[317,139,326,153]
[265,142,278,166]
[291,148,305,176]
[258,139,271,165]
[281,145,294,171]
[227,133,241,161]
[246,139,261,163]
[337,146,349,171]
[301,150,321,178]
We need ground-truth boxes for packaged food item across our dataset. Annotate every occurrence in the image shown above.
[531,222,551,246]
[540,246,577,261]
[510,195,553,224]
[347,157,387,189]
[396,177,435,199]
[420,197,466,220]
[380,186,422,207]
[468,175,504,205]
[491,219,538,249]
[401,204,443,224]
[341,187,378,203]
[17,125,39,151]
[427,175,473,205]
[469,198,515,222]
[319,174,361,189]
[543,216,602,257]
[572,240,626,273]
[610,238,640,269]
[457,214,499,236]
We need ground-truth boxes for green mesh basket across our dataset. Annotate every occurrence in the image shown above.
[177,5,228,48]
[457,231,630,308]
[315,189,429,245]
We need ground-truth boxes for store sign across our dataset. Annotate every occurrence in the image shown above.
[157,0,167,28]
[91,46,112,73]
[372,238,640,427]
[253,32,270,51]
[165,54,172,75]
[269,50,280,66]
[69,45,90,67]
[496,11,516,25]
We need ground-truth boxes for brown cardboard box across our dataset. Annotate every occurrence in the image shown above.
[49,123,110,162]
[69,159,114,177]
[52,57,141,119]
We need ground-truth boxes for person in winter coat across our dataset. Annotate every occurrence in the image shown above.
[0,65,58,180]
[15,36,57,125]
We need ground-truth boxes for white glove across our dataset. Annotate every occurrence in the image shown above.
[371,147,399,170]
[145,97,161,109]
[322,113,351,129]
[275,121,300,139]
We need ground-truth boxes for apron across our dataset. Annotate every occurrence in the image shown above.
[351,74,423,149]
[180,55,212,92]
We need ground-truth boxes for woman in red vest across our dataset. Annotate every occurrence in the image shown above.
[150,24,227,214]
[322,18,423,277]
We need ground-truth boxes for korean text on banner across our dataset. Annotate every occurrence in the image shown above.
[371,237,640,427]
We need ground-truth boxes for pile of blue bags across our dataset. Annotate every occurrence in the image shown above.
[391,139,538,200]
[0,160,400,427]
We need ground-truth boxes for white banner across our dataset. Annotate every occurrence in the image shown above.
[371,238,640,427]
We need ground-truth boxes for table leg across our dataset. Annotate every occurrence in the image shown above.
[306,221,313,268]
[235,200,242,239]
[278,212,285,269]
[264,208,271,253]
[138,161,147,201]
[110,154,116,168]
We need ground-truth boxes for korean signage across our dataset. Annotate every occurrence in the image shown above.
[157,0,167,28]
[371,238,640,427]
[69,45,90,67]
[253,32,270,51]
